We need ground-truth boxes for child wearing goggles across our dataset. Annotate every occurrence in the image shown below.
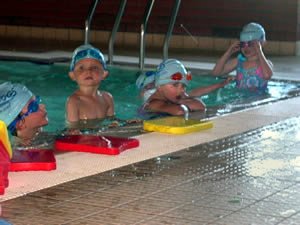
[0,82,48,143]
[138,59,231,118]
[211,22,273,91]
[66,44,114,128]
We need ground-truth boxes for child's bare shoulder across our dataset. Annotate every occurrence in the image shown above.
[101,91,113,99]
[101,91,113,105]
[101,90,111,96]
[66,92,80,105]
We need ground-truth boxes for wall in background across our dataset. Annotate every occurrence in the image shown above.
[0,0,299,55]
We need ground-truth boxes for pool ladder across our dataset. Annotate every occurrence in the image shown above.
[84,0,181,71]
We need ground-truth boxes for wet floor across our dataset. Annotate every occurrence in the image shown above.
[1,116,299,224]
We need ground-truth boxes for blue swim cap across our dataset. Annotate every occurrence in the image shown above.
[70,44,106,71]
[240,23,266,42]
[155,59,190,87]
[0,82,32,127]
[136,71,155,89]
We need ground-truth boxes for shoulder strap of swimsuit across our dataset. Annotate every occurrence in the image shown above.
[237,57,243,71]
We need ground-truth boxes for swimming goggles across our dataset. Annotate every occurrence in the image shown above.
[8,96,40,132]
[71,49,106,71]
[240,36,263,48]
[169,72,191,81]
[240,41,253,48]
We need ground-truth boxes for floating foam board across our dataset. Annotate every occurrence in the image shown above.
[9,149,56,172]
[0,120,12,158]
[54,135,139,155]
[143,116,213,134]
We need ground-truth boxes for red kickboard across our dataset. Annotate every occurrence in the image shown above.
[9,149,56,172]
[54,135,139,155]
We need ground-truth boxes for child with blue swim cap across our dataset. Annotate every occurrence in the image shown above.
[0,82,48,143]
[137,59,231,117]
[66,44,114,128]
[136,71,156,101]
[212,22,273,91]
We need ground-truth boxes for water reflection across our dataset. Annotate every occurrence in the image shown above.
[290,156,300,169]
[261,130,283,139]
[296,130,300,140]
[247,159,284,177]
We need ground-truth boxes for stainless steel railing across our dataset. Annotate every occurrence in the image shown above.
[84,0,181,70]
[163,0,181,60]
[84,0,99,45]
[108,0,127,65]
[139,0,155,71]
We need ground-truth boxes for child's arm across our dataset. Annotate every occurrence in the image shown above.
[188,77,234,97]
[146,99,186,116]
[102,92,114,117]
[147,98,205,116]
[65,95,80,123]
[178,97,206,112]
[211,40,240,76]
[253,41,273,80]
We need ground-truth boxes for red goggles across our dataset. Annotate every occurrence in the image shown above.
[240,41,253,48]
[170,72,191,81]
[240,36,263,48]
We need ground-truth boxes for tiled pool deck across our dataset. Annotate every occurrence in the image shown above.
[1,113,300,225]
[0,51,300,225]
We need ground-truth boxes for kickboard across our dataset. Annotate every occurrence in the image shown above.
[9,149,56,172]
[143,116,213,134]
[54,135,139,155]
[0,120,12,158]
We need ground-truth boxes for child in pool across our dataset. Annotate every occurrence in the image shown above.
[66,44,114,126]
[0,82,49,146]
[137,59,232,117]
[136,71,156,102]
[211,22,273,91]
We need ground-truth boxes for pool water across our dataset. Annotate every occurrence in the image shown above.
[0,60,299,133]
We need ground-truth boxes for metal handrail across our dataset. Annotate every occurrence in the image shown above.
[108,0,127,65]
[180,104,189,120]
[83,0,180,69]
[84,0,99,45]
[139,0,155,71]
[163,0,181,60]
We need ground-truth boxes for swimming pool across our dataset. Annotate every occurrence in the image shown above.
[0,60,299,133]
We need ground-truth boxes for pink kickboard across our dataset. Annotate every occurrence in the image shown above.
[9,149,56,172]
[54,135,139,155]
[0,141,10,195]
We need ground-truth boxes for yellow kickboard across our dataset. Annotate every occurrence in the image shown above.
[0,120,12,158]
[143,116,213,134]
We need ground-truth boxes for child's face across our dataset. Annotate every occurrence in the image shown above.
[18,96,48,131]
[159,82,186,103]
[70,58,108,86]
[240,40,258,57]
